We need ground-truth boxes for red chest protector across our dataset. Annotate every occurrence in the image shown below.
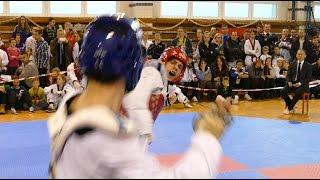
[120,93,165,122]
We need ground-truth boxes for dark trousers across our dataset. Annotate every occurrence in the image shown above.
[264,78,276,98]
[33,100,49,110]
[249,78,265,99]
[311,86,320,98]
[281,85,309,110]
[198,80,215,101]
[38,68,48,88]
[7,90,33,109]
[181,81,198,100]
[6,67,18,76]
[0,92,6,104]
[275,78,287,97]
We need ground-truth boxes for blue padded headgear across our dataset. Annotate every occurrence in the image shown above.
[79,14,143,92]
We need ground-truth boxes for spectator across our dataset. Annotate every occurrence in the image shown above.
[311,58,320,98]
[48,67,61,86]
[147,32,166,59]
[274,58,289,96]
[256,24,263,36]
[50,29,72,71]
[217,77,235,104]
[142,31,153,53]
[195,58,213,101]
[290,28,299,41]
[7,76,34,115]
[224,31,243,68]
[198,31,215,62]
[67,58,84,90]
[256,24,278,55]
[26,47,34,62]
[29,78,48,110]
[259,46,272,64]
[229,60,252,101]
[192,29,203,63]
[276,28,292,62]
[64,22,76,48]
[45,74,74,112]
[0,81,9,114]
[17,50,39,89]
[26,27,43,59]
[310,36,320,63]
[247,59,265,100]
[272,46,284,67]
[263,57,276,98]
[15,33,25,52]
[290,26,314,64]
[75,30,84,51]
[180,63,199,102]
[171,27,193,57]
[43,17,57,44]
[220,24,230,43]
[12,16,32,44]
[6,38,21,75]
[0,33,6,51]
[212,55,229,88]
[240,29,250,59]
[34,27,50,87]
[209,27,217,42]
[281,49,313,114]
[0,48,9,74]
[72,31,82,62]
[244,29,261,67]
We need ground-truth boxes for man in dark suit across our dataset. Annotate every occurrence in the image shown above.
[290,26,314,64]
[281,49,313,114]
[256,24,278,55]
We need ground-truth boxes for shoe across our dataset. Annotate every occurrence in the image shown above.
[10,108,18,115]
[232,95,239,105]
[0,105,5,114]
[290,107,297,114]
[192,96,198,102]
[283,108,290,115]
[29,106,34,113]
[184,103,192,108]
[244,93,252,101]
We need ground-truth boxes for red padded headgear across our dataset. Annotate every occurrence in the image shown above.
[160,46,188,83]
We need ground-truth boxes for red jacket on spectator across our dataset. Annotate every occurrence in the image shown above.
[6,47,21,68]
[66,32,76,48]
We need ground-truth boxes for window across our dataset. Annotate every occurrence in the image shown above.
[50,1,82,15]
[192,2,218,18]
[225,2,249,18]
[0,1,3,14]
[87,1,116,16]
[9,1,42,14]
[160,1,188,17]
[253,4,277,19]
[314,5,320,19]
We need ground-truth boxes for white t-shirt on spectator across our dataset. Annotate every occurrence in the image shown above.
[0,49,9,71]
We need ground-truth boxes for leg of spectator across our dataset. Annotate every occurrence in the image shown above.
[281,85,293,108]
[289,86,307,111]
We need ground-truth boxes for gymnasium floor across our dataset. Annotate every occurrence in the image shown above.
[0,99,320,178]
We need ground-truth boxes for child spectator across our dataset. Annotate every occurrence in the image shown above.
[180,62,199,102]
[212,55,229,88]
[274,58,288,97]
[15,34,25,52]
[6,38,21,75]
[259,46,272,64]
[229,60,252,101]
[7,76,34,115]
[217,76,236,104]
[48,67,61,86]
[272,46,284,67]
[45,74,74,112]
[29,78,48,110]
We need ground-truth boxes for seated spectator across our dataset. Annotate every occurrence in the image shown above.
[0,48,9,74]
[259,46,272,64]
[7,76,34,115]
[48,67,61,86]
[212,55,229,88]
[217,76,236,104]
[275,58,289,89]
[0,81,9,114]
[6,38,21,75]
[195,58,213,101]
[276,28,292,61]
[67,58,84,90]
[224,31,243,68]
[29,78,48,110]
[15,33,25,52]
[311,58,320,98]
[281,49,313,114]
[17,50,39,89]
[244,29,261,67]
[0,32,6,51]
[50,29,72,71]
[12,16,32,44]
[171,27,193,57]
[263,57,276,98]
[147,32,166,59]
[45,74,74,112]
[180,63,199,102]
[310,35,320,63]
[272,46,284,67]
[247,59,265,99]
[229,60,252,101]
